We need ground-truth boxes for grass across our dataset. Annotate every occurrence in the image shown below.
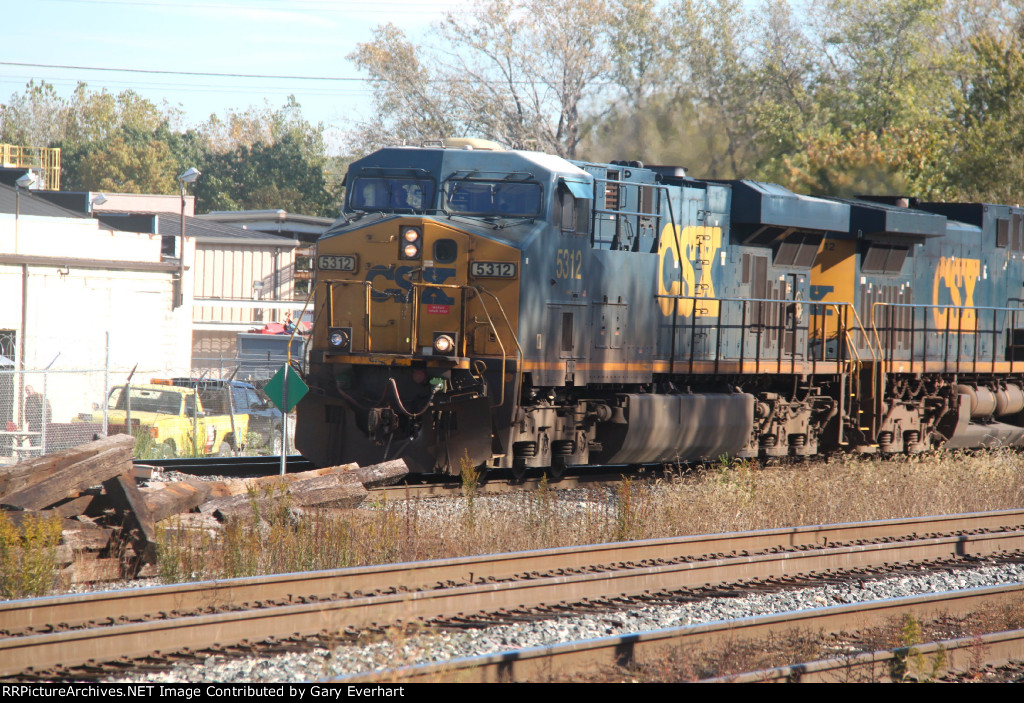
[150,449,1024,584]
[0,511,64,598]
[7,448,1022,596]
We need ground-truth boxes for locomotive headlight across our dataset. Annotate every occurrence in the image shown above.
[432,332,457,356]
[327,326,352,351]
[399,226,422,260]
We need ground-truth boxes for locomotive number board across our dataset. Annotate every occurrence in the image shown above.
[470,261,517,278]
[318,255,358,272]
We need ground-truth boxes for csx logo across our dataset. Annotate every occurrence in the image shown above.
[932,257,980,332]
[657,224,722,317]
[365,265,457,305]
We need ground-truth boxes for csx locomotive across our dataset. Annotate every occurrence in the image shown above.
[295,138,1024,475]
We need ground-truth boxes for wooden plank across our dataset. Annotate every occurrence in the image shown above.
[0,445,133,511]
[61,524,115,551]
[47,494,98,519]
[205,463,360,498]
[0,509,80,531]
[340,459,408,488]
[142,480,213,523]
[0,435,135,501]
[56,525,115,563]
[61,555,121,584]
[103,474,157,564]
[206,473,368,521]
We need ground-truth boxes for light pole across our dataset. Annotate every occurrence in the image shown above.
[14,171,38,421]
[176,168,201,309]
[14,171,38,252]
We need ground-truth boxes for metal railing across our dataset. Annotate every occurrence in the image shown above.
[653,295,873,374]
[870,301,1024,374]
[0,144,61,190]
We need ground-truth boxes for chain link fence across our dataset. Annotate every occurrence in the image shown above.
[0,360,297,466]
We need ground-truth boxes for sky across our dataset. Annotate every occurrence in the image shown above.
[0,0,463,151]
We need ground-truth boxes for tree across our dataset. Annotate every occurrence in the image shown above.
[0,80,66,147]
[947,28,1024,203]
[193,97,338,216]
[58,87,183,193]
[349,0,620,158]
[583,0,765,177]
[1,81,186,194]
[65,128,179,193]
[0,83,337,213]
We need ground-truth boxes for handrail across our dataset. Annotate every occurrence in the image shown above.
[0,144,61,190]
[869,300,1024,366]
[590,177,671,251]
[655,294,869,372]
[472,286,524,409]
[325,279,519,382]
[868,300,1024,434]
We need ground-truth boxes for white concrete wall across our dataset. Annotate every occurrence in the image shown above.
[0,212,193,425]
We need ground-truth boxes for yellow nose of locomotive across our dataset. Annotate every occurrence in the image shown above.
[314,216,520,364]
[315,217,467,359]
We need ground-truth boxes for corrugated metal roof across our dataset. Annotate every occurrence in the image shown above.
[0,182,87,219]
[157,213,300,247]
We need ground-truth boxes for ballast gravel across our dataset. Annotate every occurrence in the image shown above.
[106,561,1024,683]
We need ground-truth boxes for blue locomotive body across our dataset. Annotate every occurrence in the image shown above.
[296,141,1024,474]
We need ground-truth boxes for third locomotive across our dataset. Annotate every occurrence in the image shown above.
[296,139,1024,475]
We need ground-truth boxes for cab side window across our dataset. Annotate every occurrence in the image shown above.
[558,184,591,236]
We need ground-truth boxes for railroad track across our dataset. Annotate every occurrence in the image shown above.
[3,509,1024,680]
[341,583,1024,683]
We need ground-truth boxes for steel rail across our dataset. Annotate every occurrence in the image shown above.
[3,530,1024,676]
[341,583,1024,683]
[3,509,1023,637]
[709,629,1024,683]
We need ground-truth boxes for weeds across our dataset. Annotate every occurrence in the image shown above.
[0,511,63,598]
[155,515,210,583]
[613,477,643,541]
[145,449,1024,585]
[460,450,479,530]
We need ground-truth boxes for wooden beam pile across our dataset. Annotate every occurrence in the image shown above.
[0,435,408,583]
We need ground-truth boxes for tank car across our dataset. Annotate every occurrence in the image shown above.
[295,139,1024,474]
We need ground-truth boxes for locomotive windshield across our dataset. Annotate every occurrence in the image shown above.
[443,179,542,218]
[349,176,436,212]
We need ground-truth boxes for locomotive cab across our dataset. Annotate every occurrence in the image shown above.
[299,143,588,474]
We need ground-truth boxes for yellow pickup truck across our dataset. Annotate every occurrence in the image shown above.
[98,382,249,458]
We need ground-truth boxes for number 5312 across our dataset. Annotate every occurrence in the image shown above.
[555,249,582,279]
